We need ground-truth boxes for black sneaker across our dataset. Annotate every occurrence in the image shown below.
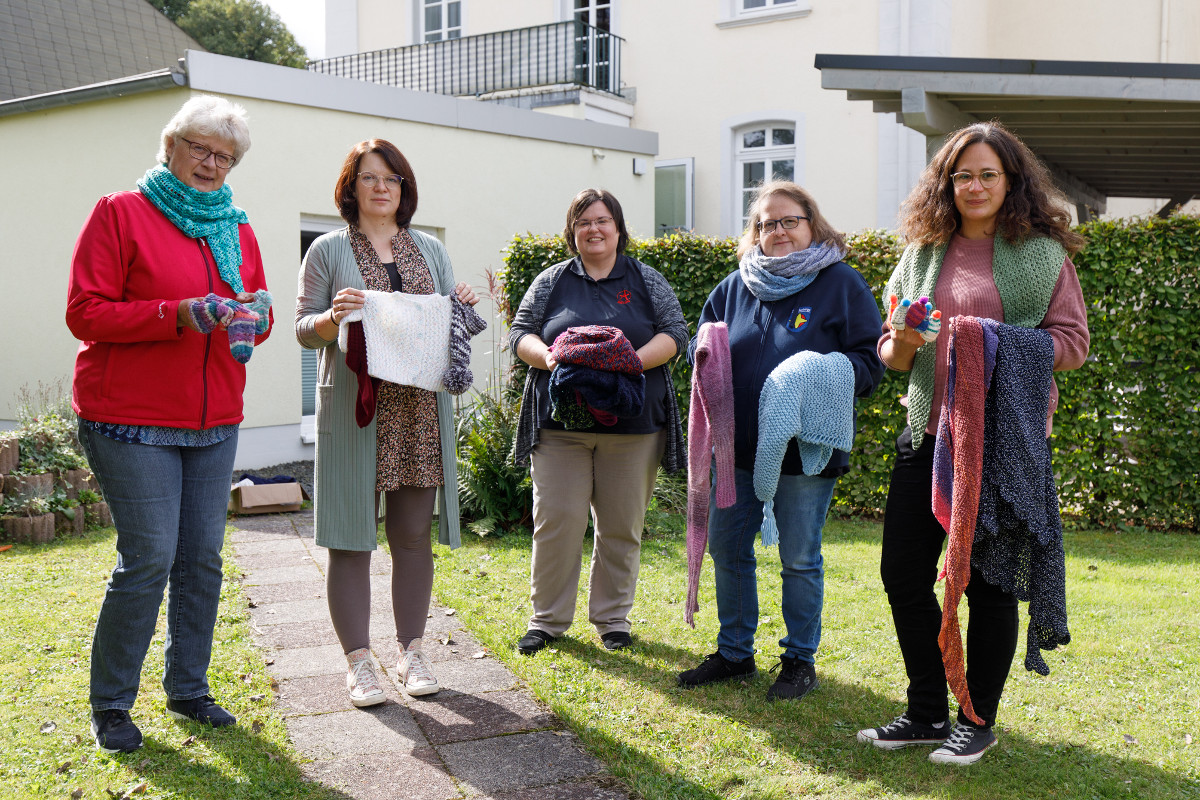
[91,709,143,754]
[601,631,633,651]
[517,629,557,655]
[765,655,818,701]
[677,651,757,687]
[857,712,950,750]
[165,695,236,727]
[928,721,997,765]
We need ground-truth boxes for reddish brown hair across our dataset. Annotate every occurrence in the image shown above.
[334,139,418,228]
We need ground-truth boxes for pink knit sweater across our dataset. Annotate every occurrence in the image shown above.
[685,322,736,627]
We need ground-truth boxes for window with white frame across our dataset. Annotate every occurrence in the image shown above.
[422,0,462,42]
[655,158,694,235]
[717,0,810,28]
[736,124,796,230]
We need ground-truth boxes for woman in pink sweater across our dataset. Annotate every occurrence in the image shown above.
[857,122,1088,765]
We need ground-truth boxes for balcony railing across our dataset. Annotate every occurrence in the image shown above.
[308,21,625,98]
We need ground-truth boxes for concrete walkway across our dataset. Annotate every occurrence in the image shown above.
[230,510,631,800]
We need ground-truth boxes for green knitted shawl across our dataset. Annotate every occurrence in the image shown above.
[885,235,1066,449]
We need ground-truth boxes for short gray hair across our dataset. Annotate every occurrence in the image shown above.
[157,95,251,165]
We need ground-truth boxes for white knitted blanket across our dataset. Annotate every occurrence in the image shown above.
[338,290,452,392]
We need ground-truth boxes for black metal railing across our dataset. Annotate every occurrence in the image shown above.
[307,21,624,97]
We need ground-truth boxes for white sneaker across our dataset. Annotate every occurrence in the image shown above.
[398,639,440,697]
[346,647,386,707]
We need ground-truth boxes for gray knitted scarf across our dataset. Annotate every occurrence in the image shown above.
[738,241,847,301]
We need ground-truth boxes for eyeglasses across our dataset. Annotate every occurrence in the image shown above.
[575,216,614,231]
[358,172,404,190]
[756,215,808,234]
[179,137,236,170]
[951,170,1004,189]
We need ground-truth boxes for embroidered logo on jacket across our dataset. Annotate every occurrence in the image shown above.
[788,306,812,332]
[616,289,632,304]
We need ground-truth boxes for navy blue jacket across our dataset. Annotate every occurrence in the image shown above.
[691,262,886,476]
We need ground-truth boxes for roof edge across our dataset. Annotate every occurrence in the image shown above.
[814,54,1200,81]
[0,67,187,119]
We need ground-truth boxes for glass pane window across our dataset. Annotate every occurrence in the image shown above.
[423,0,461,42]
[743,129,766,148]
[773,128,795,146]
[655,159,694,235]
[743,0,767,8]
[736,123,797,231]
[774,159,794,182]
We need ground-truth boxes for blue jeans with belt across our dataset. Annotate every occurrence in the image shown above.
[79,423,238,712]
[707,466,837,664]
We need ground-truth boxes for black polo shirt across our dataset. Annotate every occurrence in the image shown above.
[534,255,668,434]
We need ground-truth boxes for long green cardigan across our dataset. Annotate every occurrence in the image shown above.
[295,227,461,551]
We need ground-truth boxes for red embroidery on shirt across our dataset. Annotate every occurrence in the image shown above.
[617,289,631,304]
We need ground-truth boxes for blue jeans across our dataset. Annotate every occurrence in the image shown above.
[708,466,836,664]
[79,423,238,711]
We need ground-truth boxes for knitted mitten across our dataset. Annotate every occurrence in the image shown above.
[242,289,273,335]
[226,307,262,364]
[188,293,236,334]
[442,297,488,395]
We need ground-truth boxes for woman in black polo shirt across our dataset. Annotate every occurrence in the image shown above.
[509,188,688,654]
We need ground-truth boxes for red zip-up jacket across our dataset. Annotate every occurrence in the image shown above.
[66,190,272,429]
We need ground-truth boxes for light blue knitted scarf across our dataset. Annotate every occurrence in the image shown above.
[138,164,249,293]
[738,241,847,301]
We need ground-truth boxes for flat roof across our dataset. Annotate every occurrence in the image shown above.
[816,54,1200,208]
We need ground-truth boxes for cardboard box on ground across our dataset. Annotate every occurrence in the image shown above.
[229,482,309,514]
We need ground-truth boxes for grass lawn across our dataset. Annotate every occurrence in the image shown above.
[0,528,342,800]
[431,515,1199,800]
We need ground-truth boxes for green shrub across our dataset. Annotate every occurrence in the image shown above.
[455,388,533,536]
[14,412,87,476]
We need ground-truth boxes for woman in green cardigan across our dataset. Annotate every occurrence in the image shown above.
[295,139,477,706]
[857,122,1088,765]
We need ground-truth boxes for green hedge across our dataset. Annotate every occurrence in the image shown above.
[497,218,1198,531]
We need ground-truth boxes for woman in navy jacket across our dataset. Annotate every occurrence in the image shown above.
[677,180,884,700]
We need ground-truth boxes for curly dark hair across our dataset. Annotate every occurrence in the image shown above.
[899,121,1084,254]
[334,139,418,228]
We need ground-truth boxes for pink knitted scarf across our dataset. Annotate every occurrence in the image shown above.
[932,315,992,726]
[685,322,737,627]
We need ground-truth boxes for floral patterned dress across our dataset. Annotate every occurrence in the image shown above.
[348,226,443,489]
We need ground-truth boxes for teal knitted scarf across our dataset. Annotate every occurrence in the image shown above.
[885,235,1066,449]
[138,164,249,293]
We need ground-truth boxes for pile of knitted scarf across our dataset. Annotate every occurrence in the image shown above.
[754,350,856,546]
[548,326,645,429]
[933,315,1069,727]
[339,290,487,426]
[685,322,736,627]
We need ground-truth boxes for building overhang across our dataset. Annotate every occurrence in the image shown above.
[815,54,1200,215]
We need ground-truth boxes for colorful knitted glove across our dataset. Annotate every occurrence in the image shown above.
[889,295,942,344]
[188,293,237,334]
[242,289,273,336]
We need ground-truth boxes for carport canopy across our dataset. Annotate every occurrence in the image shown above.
[815,54,1200,219]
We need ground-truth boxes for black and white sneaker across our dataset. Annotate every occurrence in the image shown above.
[928,721,997,765]
[677,651,756,687]
[857,712,950,750]
[91,709,143,754]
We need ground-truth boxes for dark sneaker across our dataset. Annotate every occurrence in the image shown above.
[517,629,557,655]
[928,721,997,765]
[765,655,818,701]
[601,631,633,651]
[166,695,236,727]
[857,712,950,749]
[677,651,757,687]
[92,709,143,754]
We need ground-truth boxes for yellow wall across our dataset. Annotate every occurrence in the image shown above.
[0,85,654,437]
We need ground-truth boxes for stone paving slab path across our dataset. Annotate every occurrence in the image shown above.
[230,510,633,800]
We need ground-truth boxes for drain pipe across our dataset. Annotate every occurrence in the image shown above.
[0,62,187,119]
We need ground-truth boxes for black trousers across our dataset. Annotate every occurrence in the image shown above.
[880,427,1018,728]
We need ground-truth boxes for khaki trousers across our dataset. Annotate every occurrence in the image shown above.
[528,428,666,637]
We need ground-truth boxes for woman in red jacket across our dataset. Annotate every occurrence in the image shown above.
[66,95,271,754]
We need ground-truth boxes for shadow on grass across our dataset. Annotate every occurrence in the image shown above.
[102,721,353,800]
[543,633,1198,800]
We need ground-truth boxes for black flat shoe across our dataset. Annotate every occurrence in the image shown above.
[517,629,556,655]
[601,631,633,651]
